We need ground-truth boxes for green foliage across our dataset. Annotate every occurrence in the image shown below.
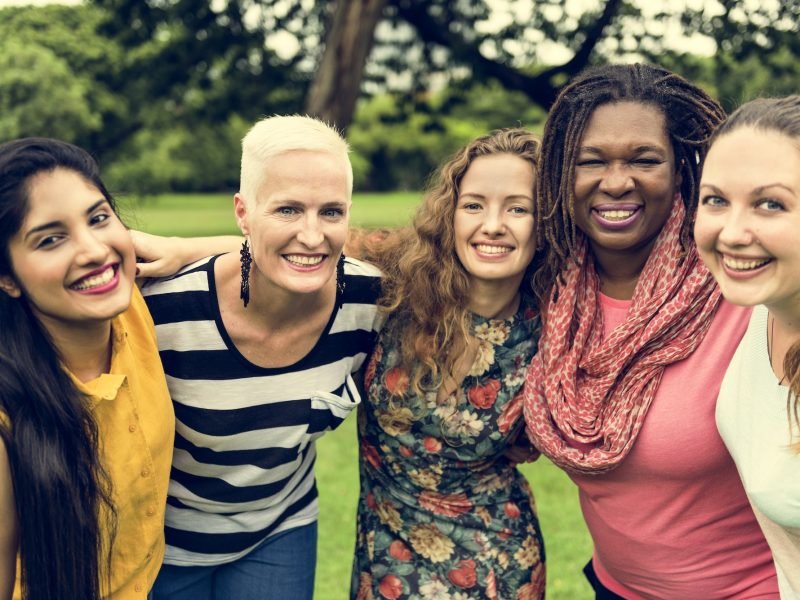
[0,5,124,146]
[5,1,800,194]
[0,39,101,141]
[349,82,547,191]
[106,115,249,195]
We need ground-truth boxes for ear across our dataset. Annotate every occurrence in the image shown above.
[233,193,250,237]
[0,276,21,298]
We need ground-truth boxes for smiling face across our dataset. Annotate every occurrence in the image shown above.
[454,153,536,290]
[695,126,800,314]
[234,149,350,297]
[573,101,681,263]
[0,168,135,335]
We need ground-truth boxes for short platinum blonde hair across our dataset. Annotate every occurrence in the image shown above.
[239,114,352,204]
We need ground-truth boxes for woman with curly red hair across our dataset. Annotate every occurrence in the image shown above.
[351,128,546,599]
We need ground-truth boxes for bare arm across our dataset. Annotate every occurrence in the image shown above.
[0,439,18,599]
[131,230,242,279]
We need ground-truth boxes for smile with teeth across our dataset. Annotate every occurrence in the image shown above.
[596,209,636,221]
[70,265,116,291]
[284,254,325,266]
[722,255,772,271]
[474,244,512,255]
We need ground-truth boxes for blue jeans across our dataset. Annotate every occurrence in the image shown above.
[151,522,317,600]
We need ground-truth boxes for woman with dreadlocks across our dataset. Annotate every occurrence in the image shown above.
[522,63,779,597]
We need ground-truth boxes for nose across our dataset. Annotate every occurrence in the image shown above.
[296,214,325,248]
[74,228,110,265]
[717,208,755,247]
[481,205,506,236]
[598,163,635,197]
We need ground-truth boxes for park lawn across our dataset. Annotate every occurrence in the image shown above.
[132,193,593,599]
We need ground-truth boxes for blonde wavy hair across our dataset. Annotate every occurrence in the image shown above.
[357,128,541,397]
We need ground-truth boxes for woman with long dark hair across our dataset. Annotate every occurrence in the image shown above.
[0,137,174,599]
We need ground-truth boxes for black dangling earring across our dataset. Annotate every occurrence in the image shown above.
[336,253,346,308]
[240,239,252,308]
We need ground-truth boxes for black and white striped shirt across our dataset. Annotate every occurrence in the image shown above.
[142,255,382,566]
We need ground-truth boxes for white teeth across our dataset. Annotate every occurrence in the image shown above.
[285,255,324,266]
[71,266,115,291]
[598,210,635,220]
[475,244,511,255]
[723,256,771,271]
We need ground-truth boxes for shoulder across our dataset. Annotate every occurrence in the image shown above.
[140,256,218,325]
[343,256,382,280]
[140,255,216,298]
[342,256,382,305]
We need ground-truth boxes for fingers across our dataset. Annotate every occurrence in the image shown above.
[135,257,181,279]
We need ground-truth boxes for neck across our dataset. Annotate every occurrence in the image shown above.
[590,242,654,300]
[767,299,800,382]
[468,276,523,319]
[40,317,113,382]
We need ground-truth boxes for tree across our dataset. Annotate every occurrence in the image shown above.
[306,0,626,128]
[305,0,388,130]
[89,0,632,134]
[0,40,101,142]
[0,5,121,146]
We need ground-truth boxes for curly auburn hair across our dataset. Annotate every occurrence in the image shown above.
[708,94,800,452]
[532,63,726,303]
[362,128,541,396]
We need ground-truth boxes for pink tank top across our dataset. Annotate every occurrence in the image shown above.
[572,296,778,598]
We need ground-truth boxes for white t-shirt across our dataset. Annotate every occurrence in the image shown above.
[717,304,800,598]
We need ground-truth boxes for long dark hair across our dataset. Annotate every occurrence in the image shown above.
[709,95,800,452]
[0,138,116,599]
[533,63,726,303]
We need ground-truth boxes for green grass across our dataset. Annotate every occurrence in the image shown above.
[133,193,593,599]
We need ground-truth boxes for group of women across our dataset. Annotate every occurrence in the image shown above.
[0,62,797,600]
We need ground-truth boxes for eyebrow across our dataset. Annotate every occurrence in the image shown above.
[700,183,797,196]
[753,183,796,196]
[579,145,666,154]
[24,198,108,241]
[267,199,348,207]
[459,192,533,201]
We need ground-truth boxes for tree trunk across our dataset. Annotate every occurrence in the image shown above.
[305,0,387,131]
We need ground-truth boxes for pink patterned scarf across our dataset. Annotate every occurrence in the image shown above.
[523,198,721,475]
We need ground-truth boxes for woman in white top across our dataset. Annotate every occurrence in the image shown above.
[695,95,800,598]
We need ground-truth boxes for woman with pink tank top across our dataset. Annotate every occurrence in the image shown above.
[523,64,778,598]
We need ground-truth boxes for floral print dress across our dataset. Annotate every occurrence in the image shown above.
[352,301,545,600]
